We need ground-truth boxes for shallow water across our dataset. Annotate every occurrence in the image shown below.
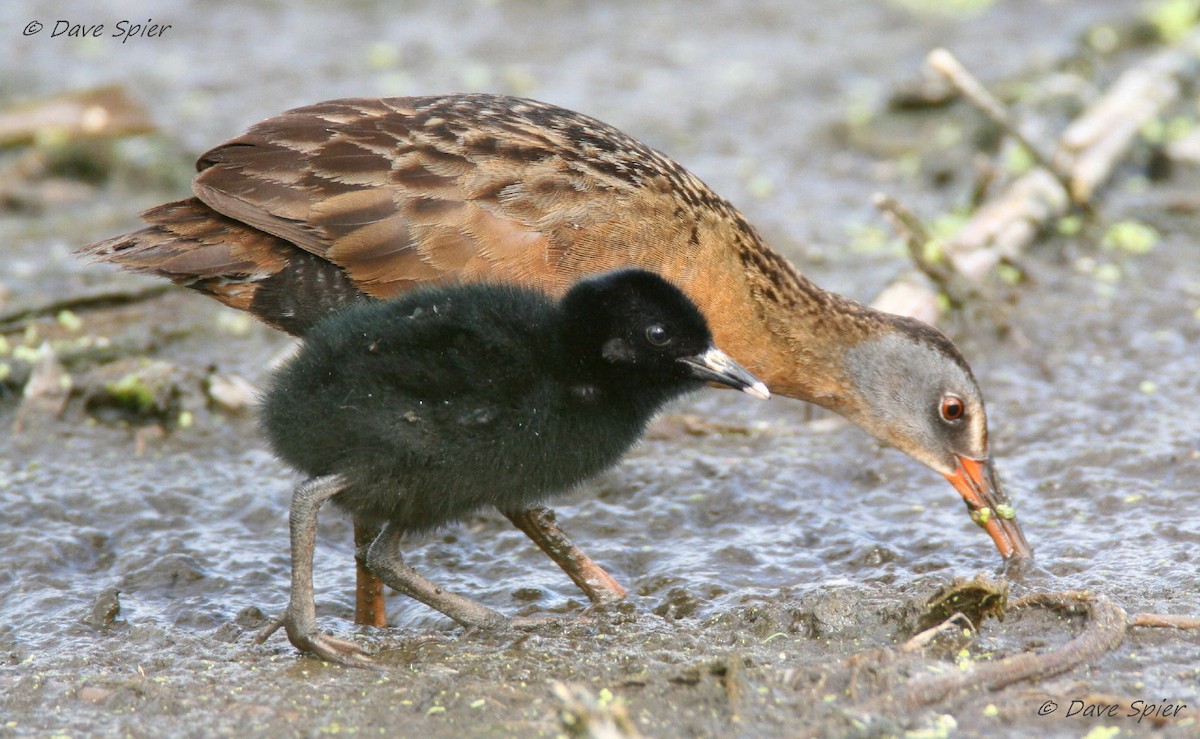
[2,0,1198,736]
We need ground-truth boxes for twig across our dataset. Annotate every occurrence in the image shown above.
[900,611,976,653]
[1057,33,1200,203]
[870,30,1200,324]
[0,283,170,333]
[0,85,154,148]
[927,48,1072,195]
[1130,612,1200,629]
[871,194,939,276]
[867,268,943,326]
[871,193,985,310]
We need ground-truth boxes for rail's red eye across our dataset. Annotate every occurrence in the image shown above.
[940,395,965,422]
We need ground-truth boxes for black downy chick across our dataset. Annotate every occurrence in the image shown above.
[259,268,770,665]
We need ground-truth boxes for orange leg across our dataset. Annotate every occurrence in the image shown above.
[353,518,388,627]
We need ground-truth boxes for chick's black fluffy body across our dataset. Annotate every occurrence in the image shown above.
[262,270,717,534]
[257,269,766,665]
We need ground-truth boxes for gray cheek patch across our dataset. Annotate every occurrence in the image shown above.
[602,338,635,363]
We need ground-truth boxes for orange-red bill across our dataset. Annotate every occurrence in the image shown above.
[943,455,1032,561]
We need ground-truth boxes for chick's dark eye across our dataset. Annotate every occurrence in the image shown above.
[940,395,965,422]
[645,324,670,347]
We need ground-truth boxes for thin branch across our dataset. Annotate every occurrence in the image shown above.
[927,48,1073,196]
[0,85,155,148]
[872,193,956,289]
[0,283,170,333]
[871,30,1200,323]
[900,611,976,653]
[1130,612,1200,629]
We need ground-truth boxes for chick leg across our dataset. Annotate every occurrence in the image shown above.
[273,474,375,667]
[503,507,628,605]
[365,522,507,628]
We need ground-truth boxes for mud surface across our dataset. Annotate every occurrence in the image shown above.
[2,0,1198,737]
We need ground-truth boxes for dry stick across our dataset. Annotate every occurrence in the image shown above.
[0,85,155,148]
[926,48,1072,195]
[0,283,170,333]
[868,195,947,325]
[872,193,940,278]
[871,31,1200,323]
[872,193,984,308]
[900,611,976,653]
[1130,613,1200,629]
[1058,34,1200,205]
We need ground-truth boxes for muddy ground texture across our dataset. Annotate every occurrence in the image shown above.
[2,1,1199,737]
